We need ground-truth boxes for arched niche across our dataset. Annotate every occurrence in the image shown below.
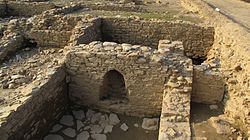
[100,70,128,102]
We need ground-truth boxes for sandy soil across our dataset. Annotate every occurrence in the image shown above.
[190,103,246,140]
[203,0,250,30]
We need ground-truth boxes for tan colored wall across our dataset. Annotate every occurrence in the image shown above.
[66,40,192,117]
[192,65,225,104]
[7,2,56,17]
[85,3,146,12]
[101,17,214,59]
[158,40,193,140]
[27,30,71,47]
[26,15,101,48]
[69,18,102,46]
[0,67,68,140]
[182,0,250,135]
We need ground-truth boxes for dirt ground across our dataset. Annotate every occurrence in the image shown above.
[203,0,250,30]
[191,103,246,140]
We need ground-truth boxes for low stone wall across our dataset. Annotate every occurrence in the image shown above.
[25,15,101,48]
[158,40,193,140]
[7,1,56,17]
[69,18,102,46]
[27,30,71,47]
[66,40,192,118]
[85,3,146,12]
[182,0,250,135]
[0,66,68,140]
[101,17,214,59]
[192,65,225,104]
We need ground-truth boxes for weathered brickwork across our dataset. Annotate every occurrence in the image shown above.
[0,67,68,140]
[102,17,214,59]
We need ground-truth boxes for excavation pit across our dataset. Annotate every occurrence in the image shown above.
[0,9,234,140]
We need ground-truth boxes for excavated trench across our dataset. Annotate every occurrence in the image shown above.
[1,10,244,139]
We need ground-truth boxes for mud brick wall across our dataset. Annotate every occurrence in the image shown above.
[101,17,214,59]
[0,67,68,140]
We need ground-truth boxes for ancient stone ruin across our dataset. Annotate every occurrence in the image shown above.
[0,0,249,140]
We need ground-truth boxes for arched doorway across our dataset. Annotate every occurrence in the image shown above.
[100,70,128,101]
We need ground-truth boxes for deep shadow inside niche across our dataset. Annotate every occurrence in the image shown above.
[100,70,128,102]
[24,39,38,48]
[192,57,207,65]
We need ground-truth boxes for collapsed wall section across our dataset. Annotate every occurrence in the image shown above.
[0,67,68,140]
[101,17,214,59]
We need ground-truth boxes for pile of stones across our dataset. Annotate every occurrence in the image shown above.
[0,47,64,89]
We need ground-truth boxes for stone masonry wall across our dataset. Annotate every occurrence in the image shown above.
[68,18,102,46]
[7,1,56,17]
[158,40,193,140]
[26,15,101,48]
[192,65,225,104]
[0,14,101,61]
[85,3,146,12]
[66,40,192,118]
[0,66,68,140]
[182,0,250,135]
[24,15,79,48]
[101,17,214,59]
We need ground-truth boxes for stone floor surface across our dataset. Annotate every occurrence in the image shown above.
[43,106,159,140]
